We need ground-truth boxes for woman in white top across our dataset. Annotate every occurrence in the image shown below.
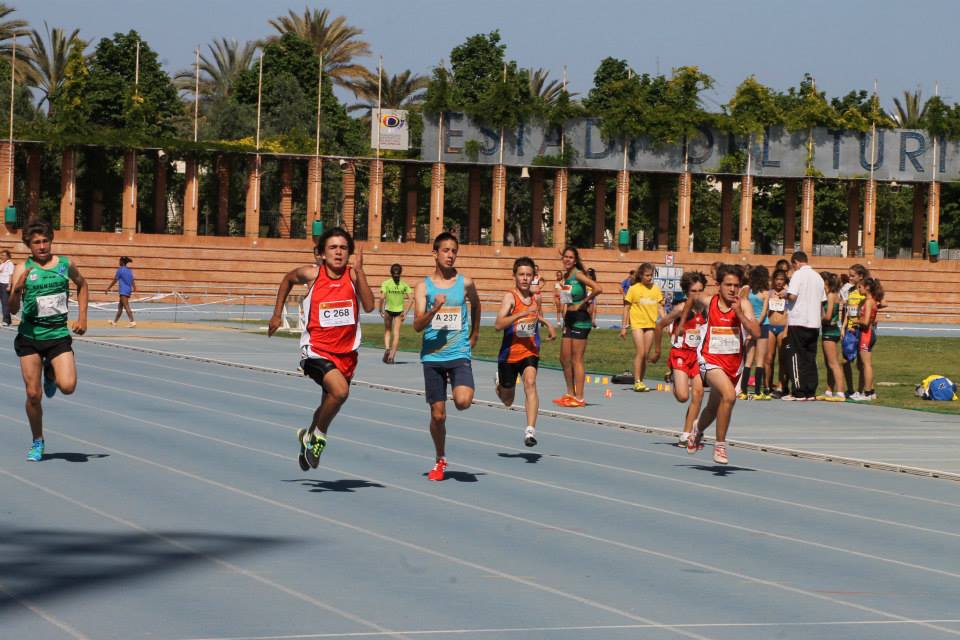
[0,249,14,325]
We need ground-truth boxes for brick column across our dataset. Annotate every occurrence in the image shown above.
[429,162,444,240]
[911,184,925,258]
[928,180,940,259]
[784,179,798,253]
[719,176,733,253]
[279,159,293,239]
[491,164,506,247]
[216,155,230,236]
[675,171,692,253]
[90,189,104,231]
[404,164,418,242]
[846,181,860,257]
[1,142,14,235]
[467,166,481,244]
[152,151,167,233]
[27,146,41,219]
[738,174,754,254]
[341,161,356,234]
[530,169,544,247]
[244,155,261,238]
[614,169,629,236]
[552,168,568,248]
[861,178,876,258]
[594,173,608,247]
[306,156,322,236]
[800,176,815,255]
[183,157,199,237]
[59,148,76,231]
[366,159,383,244]
[657,175,670,251]
[122,150,138,234]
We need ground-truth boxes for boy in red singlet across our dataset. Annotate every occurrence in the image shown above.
[686,264,760,465]
[268,227,375,470]
[494,257,557,447]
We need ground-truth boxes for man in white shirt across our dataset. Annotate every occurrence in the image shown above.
[0,249,14,325]
[778,251,825,400]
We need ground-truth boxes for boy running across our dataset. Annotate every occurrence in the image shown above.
[268,227,374,470]
[413,232,481,481]
[9,220,89,461]
[494,257,556,447]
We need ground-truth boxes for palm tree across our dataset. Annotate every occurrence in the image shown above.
[267,7,372,92]
[174,38,257,103]
[528,68,563,107]
[891,89,928,128]
[25,22,85,114]
[349,68,428,117]
[0,3,30,78]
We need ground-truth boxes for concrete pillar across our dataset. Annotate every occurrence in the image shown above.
[306,157,322,237]
[738,174,754,254]
[467,166,481,244]
[491,164,506,247]
[183,157,199,237]
[911,184,925,258]
[531,169,544,247]
[279,158,293,239]
[656,176,669,251]
[593,173,608,247]
[928,180,940,259]
[552,168,568,248]
[404,163,418,242]
[719,176,733,252]
[152,152,167,234]
[429,162,444,240]
[216,156,230,236]
[784,179,798,253]
[244,155,261,238]
[800,177,815,255]
[366,159,383,244]
[341,161,356,234]
[27,146,41,219]
[59,148,76,231]
[862,178,876,258]
[122,150,138,234]
[846,181,860,257]
[676,171,692,253]
[615,169,629,235]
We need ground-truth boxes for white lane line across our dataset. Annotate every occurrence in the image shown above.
[8,393,960,638]
[0,469,414,640]
[0,580,91,640]
[33,362,960,544]
[71,347,960,511]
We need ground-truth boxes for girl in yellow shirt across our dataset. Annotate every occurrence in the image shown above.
[619,262,664,392]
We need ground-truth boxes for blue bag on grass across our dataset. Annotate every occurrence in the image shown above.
[916,375,958,401]
[841,329,860,362]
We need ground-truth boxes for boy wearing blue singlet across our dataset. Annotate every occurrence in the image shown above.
[413,232,481,481]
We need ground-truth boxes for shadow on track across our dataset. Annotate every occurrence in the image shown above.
[285,479,386,493]
[497,452,542,464]
[679,464,756,477]
[39,453,109,463]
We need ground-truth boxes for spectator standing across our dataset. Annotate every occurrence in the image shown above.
[0,249,14,325]
[105,256,136,327]
[779,252,825,400]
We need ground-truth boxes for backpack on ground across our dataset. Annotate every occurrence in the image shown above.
[915,375,958,401]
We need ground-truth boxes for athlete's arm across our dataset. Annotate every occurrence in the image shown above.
[653,303,685,355]
[104,275,117,294]
[350,247,375,313]
[413,280,444,333]
[377,285,385,316]
[735,296,761,339]
[822,293,834,323]
[267,265,317,337]
[619,297,631,340]
[402,286,415,319]
[759,292,769,325]
[68,262,88,336]
[8,263,27,315]
[574,271,602,309]
[859,298,874,329]
[464,276,481,349]
[493,292,516,331]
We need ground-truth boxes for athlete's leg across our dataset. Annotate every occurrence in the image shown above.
[695,373,724,435]
[672,369,691,403]
[740,339,756,395]
[753,335,767,395]
[451,385,474,411]
[382,312,392,358]
[704,369,737,442]
[428,399,447,459]
[764,332,776,390]
[310,369,350,435]
[822,340,844,396]
[860,349,874,393]
[389,314,403,359]
[19,354,44,440]
[521,365,539,429]
[685,373,705,435]
[495,370,516,407]
[113,299,123,324]
[560,337,575,396]
[630,328,649,383]
[856,354,866,393]
[48,351,77,395]
[121,296,134,322]
[571,338,588,400]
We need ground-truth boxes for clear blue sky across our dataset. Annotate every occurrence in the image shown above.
[16,0,960,111]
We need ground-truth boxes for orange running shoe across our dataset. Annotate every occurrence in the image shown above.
[427,458,447,481]
[561,396,586,408]
[552,394,574,406]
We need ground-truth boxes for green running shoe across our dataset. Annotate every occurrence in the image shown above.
[27,439,44,462]
[296,428,309,471]
[304,432,327,469]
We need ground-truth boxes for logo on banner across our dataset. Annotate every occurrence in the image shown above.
[371,108,410,151]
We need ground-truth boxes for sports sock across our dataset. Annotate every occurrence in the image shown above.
[754,367,765,395]
[740,368,751,394]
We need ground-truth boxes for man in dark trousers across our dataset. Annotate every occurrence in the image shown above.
[777,251,824,401]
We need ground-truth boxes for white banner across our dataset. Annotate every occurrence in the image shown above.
[371,108,409,151]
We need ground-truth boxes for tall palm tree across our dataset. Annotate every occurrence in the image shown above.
[174,38,257,103]
[349,68,428,117]
[891,89,928,128]
[528,68,563,107]
[25,22,85,114]
[0,3,30,78]
[267,7,372,92]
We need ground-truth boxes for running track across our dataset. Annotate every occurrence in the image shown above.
[2,336,960,640]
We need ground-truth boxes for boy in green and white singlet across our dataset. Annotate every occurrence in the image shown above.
[9,220,89,462]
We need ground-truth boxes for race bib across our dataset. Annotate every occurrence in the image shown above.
[432,307,462,331]
[558,285,573,305]
[515,316,538,338]
[317,299,355,327]
[768,297,786,312]
[36,292,68,318]
[847,304,860,317]
[683,329,702,348]
[708,326,740,355]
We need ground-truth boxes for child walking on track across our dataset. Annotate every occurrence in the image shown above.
[686,264,760,465]
[414,232,481,481]
[267,227,374,470]
[9,220,89,461]
[494,257,556,447]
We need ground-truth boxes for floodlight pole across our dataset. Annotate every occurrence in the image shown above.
[193,47,200,142]
[7,35,15,206]
[313,54,323,221]
[254,53,263,212]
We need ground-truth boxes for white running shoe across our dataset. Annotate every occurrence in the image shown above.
[523,426,537,447]
[848,392,865,401]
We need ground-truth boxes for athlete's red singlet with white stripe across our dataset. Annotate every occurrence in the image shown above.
[669,305,705,379]
[697,295,744,383]
[300,264,361,378]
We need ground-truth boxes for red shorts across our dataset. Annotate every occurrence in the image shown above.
[669,347,699,379]
[302,345,358,380]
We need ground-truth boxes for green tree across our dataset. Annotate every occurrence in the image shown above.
[175,38,257,105]
[0,3,29,77]
[891,89,927,128]
[25,22,86,115]
[349,68,428,116]
[49,46,91,137]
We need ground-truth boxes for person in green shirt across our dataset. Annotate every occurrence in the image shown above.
[9,219,89,462]
[379,263,413,364]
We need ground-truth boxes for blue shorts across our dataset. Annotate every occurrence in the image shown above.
[767,325,785,337]
[422,358,475,404]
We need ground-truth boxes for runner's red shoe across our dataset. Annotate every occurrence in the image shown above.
[427,458,447,481]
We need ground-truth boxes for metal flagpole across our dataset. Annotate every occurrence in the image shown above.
[131,39,141,209]
[932,81,940,184]
[314,54,323,222]
[254,53,263,212]
[6,35,15,205]
[867,80,877,239]
[193,47,200,142]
